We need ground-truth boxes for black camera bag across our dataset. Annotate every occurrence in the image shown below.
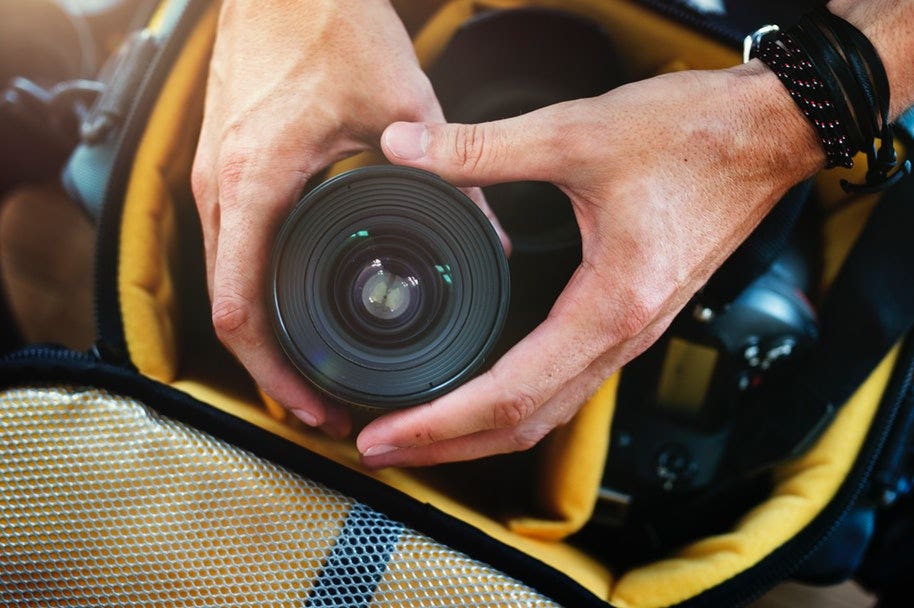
[3,1,914,606]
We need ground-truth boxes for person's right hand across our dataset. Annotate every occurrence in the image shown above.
[357,62,827,467]
[190,0,506,437]
[356,0,914,468]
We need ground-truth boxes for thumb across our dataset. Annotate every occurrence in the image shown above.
[381,110,560,187]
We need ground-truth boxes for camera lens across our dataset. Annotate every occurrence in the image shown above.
[330,230,445,348]
[271,166,510,409]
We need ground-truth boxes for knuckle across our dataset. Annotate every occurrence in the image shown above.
[492,389,539,429]
[508,423,551,453]
[554,404,579,428]
[617,295,656,341]
[190,161,211,202]
[214,152,251,208]
[395,76,438,120]
[211,291,254,345]
[595,282,662,346]
[409,420,440,446]
[418,85,440,116]
[558,410,577,427]
[453,123,490,173]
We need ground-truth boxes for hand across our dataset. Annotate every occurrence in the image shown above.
[356,63,826,467]
[191,0,506,436]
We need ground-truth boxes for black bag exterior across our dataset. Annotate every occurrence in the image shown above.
[5,0,913,606]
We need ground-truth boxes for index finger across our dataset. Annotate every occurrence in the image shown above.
[356,265,650,454]
[211,163,351,437]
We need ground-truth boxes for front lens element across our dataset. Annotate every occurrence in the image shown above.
[358,261,417,322]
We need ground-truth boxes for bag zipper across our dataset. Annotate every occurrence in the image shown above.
[632,0,746,46]
[2,344,99,365]
[679,335,914,607]
[92,0,207,367]
[869,389,914,507]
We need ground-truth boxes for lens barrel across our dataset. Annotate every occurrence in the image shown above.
[271,166,510,409]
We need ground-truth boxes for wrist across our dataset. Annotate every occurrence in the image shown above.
[742,3,912,193]
[726,60,825,185]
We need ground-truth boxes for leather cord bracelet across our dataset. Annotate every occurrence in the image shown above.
[747,7,911,193]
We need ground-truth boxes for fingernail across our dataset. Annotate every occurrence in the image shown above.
[384,123,428,160]
[291,409,319,427]
[362,444,399,457]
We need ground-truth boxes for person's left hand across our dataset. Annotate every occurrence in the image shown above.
[190,0,507,438]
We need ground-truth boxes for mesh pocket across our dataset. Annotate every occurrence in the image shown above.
[0,385,559,607]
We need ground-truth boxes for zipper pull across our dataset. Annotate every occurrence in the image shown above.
[871,388,914,508]
[90,339,135,369]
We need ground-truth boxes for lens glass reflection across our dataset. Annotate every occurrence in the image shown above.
[330,228,449,349]
[356,260,419,322]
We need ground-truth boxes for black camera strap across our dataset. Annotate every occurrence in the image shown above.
[729,117,914,476]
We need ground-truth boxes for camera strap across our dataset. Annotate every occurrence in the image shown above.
[729,110,914,476]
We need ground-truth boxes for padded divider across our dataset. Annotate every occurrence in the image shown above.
[119,2,217,383]
[507,375,618,541]
[114,0,899,605]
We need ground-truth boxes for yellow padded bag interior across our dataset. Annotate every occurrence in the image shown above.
[119,2,217,383]
[116,0,898,605]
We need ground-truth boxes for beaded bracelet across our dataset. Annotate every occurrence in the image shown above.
[746,8,911,193]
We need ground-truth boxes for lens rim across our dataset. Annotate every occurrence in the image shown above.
[271,166,510,409]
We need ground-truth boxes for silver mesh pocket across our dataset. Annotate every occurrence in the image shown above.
[0,385,560,607]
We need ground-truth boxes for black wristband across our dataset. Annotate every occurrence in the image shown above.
[755,30,855,169]
[749,8,911,193]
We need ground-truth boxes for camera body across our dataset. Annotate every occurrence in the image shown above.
[598,246,819,524]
